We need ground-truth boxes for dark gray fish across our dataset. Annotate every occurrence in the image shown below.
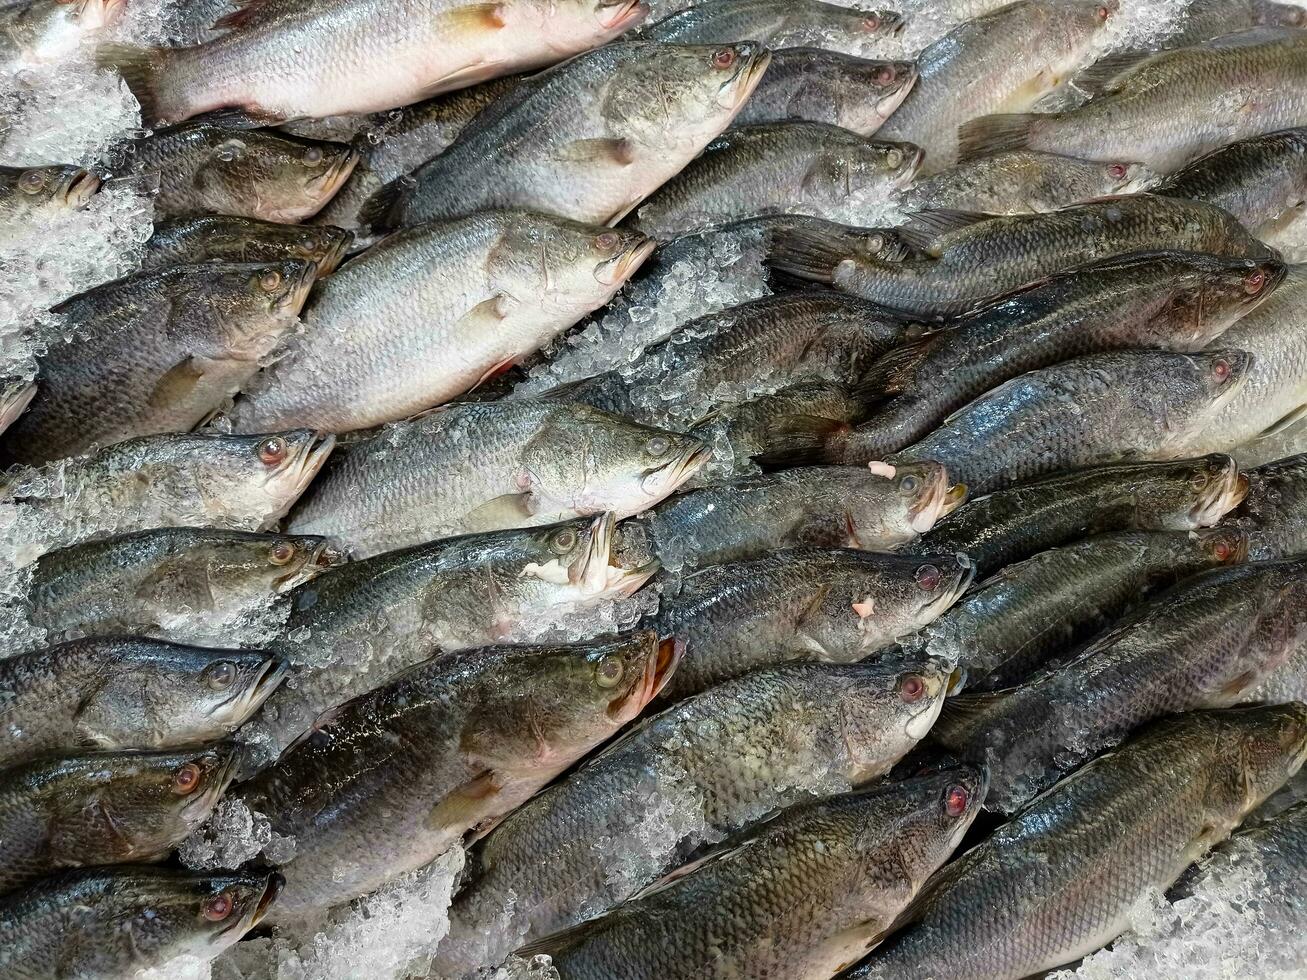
[641,0,903,47]
[142,215,353,273]
[1221,452,1307,559]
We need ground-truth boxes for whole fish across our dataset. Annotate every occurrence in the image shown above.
[907,454,1249,577]
[0,744,240,894]
[642,0,903,47]
[853,704,1307,980]
[819,252,1284,463]
[0,164,100,225]
[630,121,922,238]
[0,377,36,437]
[531,768,986,980]
[239,632,673,922]
[1221,453,1307,559]
[98,0,649,123]
[2,260,316,465]
[918,528,1248,691]
[360,41,771,229]
[246,514,658,764]
[111,117,358,222]
[731,49,917,136]
[228,212,653,433]
[4,430,335,552]
[0,865,282,978]
[900,150,1155,214]
[888,349,1254,494]
[0,0,121,66]
[288,401,707,556]
[653,548,973,700]
[0,637,286,770]
[437,657,954,973]
[1155,128,1307,248]
[765,194,1279,316]
[959,27,1307,174]
[638,461,966,572]
[142,215,353,273]
[876,0,1117,172]
[25,528,339,647]
[930,558,1307,811]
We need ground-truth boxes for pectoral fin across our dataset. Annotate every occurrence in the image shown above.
[426,770,501,835]
[148,357,217,412]
[555,138,635,166]
[461,492,535,531]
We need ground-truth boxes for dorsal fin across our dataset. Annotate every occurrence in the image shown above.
[899,209,996,256]
[1070,49,1160,96]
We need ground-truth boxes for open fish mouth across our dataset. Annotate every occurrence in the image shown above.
[1189,456,1249,526]
[58,168,101,208]
[570,512,661,599]
[0,382,37,432]
[720,46,773,110]
[215,656,289,723]
[250,873,284,928]
[315,231,355,275]
[641,443,712,498]
[283,431,337,498]
[608,634,682,720]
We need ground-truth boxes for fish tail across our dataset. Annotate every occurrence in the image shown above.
[763,225,854,284]
[753,414,852,469]
[358,176,411,232]
[956,113,1041,164]
[97,44,175,126]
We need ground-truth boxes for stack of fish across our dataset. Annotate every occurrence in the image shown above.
[2,0,1307,976]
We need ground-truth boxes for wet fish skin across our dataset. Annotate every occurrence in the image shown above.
[2,260,316,465]
[643,461,966,572]
[631,121,921,238]
[0,377,36,437]
[959,28,1307,174]
[641,0,902,46]
[5,429,335,542]
[930,558,1307,811]
[0,164,100,223]
[1221,453,1307,560]
[0,744,240,894]
[289,401,706,556]
[438,657,954,973]
[0,0,122,66]
[876,0,1117,172]
[143,215,354,273]
[919,528,1248,691]
[907,454,1249,578]
[888,349,1254,495]
[900,150,1155,214]
[654,548,973,700]
[832,251,1284,462]
[1155,128,1307,249]
[0,637,285,770]
[1172,0,1307,46]
[362,41,771,229]
[26,527,338,646]
[228,211,653,433]
[240,632,673,922]
[0,865,282,978]
[731,49,917,136]
[766,194,1280,317]
[534,767,986,980]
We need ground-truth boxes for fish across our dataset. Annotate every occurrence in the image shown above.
[1221,452,1307,559]
[906,454,1249,578]
[288,401,707,556]
[639,461,966,572]
[652,548,974,700]
[98,0,649,123]
[887,348,1254,495]
[959,27,1307,174]
[360,41,771,229]
[226,212,653,433]
[4,430,335,549]
[0,636,286,770]
[899,150,1155,214]
[0,0,122,66]
[629,121,922,238]
[730,49,917,136]
[1155,129,1307,250]
[0,164,100,225]
[528,767,986,980]
[641,0,903,47]
[0,865,282,978]
[110,116,359,222]
[816,251,1284,463]
[244,514,658,764]
[0,744,241,894]
[239,631,674,922]
[2,260,317,465]
[437,656,956,973]
[851,704,1307,979]
[25,528,339,648]
[875,0,1118,172]
[917,528,1248,691]
[1171,0,1307,46]
[0,377,36,437]
[142,215,354,273]
[929,558,1307,811]
[765,194,1279,316]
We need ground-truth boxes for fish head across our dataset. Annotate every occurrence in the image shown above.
[1189,527,1250,566]
[857,460,964,545]
[2,164,101,212]
[1213,703,1307,819]
[808,139,923,203]
[223,430,336,523]
[203,259,317,360]
[838,655,956,779]
[869,764,988,875]
[1166,454,1248,527]
[1191,348,1255,417]
[68,0,124,32]
[527,0,649,46]
[195,130,358,223]
[268,224,354,275]
[493,218,652,313]
[1167,255,1288,343]
[1253,0,1307,28]
[195,530,340,600]
[831,6,905,38]
[520,513,660,603]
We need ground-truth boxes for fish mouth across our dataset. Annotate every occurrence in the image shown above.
[1189,456,1248,526]
[251,873,284,928]
[219,656,289,723]
[185,745,244,821]
[314,231,354,275]
[0,381,37,432]
[874,68,918,124]
[304,149,361,208]
[610,635,682,720]
[927,559,976,617]
[58,168,101,209]
[885,461,964,534]
[641,442,711,499]
[569,512,661,600]
[597,0,648,30]
[719,45,772,111]
[597,237,656,287]
[900,145,927,184]
[280,431,336,499]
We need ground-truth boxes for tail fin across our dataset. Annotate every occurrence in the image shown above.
[358,175,411,232]
[753,415,852,469]
[763,225,855,283]
[957,113,1040,164]
[97,44,172,126]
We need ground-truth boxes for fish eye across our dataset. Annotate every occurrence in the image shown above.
[862,12,880,30]
[899,474,920,495]
[595,231,619,251]
[270,541,297,565]
[1211,358,1232,383]
[1211,538,1234,561]
[873,65,896,85]
[1189,471,1212,491]
[1244,270,1267,294]
[214,140,245,163]
[301,146,323,166]
[1095,4,1110,20]
[550,528,578,554]
[18,170,47,194]
[915,564,942,591]
[595,654,624,688]
[944,784,970,817]
[711,47,737,70]
[898,673,925,703]
[885,148,904,169]
[1107,163,1128,179]
[172,762,203,795]
[258,436,288,464]
[646,436,670,457]
[202,892,234,921]
[203,660,238,691]
[298,231,322,250]
[258,270,283,292]
[865,233,885,252]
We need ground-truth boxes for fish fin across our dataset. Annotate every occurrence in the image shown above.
[1070,49,1157,95]
[956,114,1040,164]
[853,335,934,403]
[628,836,763,902]
[443,2,508,30]
[358,177,411,232]
[931,689,1014,748]
[554,137,636,166]
[764,225,855,283]
[426,770,501,835]
[134,557,216,611]
[187,107,281,129]
[415,59,503,100]
[96,45,171,127]
[900,209,994,255]
[752,415,852,468]
[211,0,274,30]
[460,492,535,530]
[1203,25,1307,48]
[1219,669,1260,699]
[1254,403,1307,440]
[791,583,834,632]
[147,356,212,412]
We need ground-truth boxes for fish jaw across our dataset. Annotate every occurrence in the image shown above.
[595,237,656,288]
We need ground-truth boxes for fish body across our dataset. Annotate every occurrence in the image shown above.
[1222,452,1307,559]
[142,215,353,273]
[641,0,903,47]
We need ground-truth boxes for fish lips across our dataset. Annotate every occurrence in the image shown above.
[277,430,336,502]
[58,168,101,209]
[872,65,919,126]
[596,237,656,287]
[717,44,773,111]
[570,512,659,598]
[640,442,712,499]
[1189,456,1249,526]
[609,634,682,721]
[217,655,289,724]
